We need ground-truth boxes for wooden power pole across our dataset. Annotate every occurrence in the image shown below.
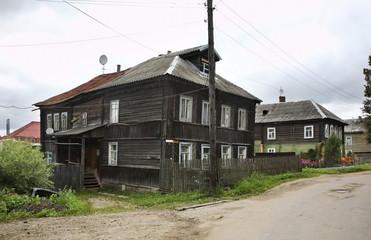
[207,0,218,191]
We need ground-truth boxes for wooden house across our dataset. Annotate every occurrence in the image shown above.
[254,98,347,159]
[344,117,371,162]
[34,45,261,191]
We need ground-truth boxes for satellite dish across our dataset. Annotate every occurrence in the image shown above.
[46,128,54,135]
[99,55,108,73]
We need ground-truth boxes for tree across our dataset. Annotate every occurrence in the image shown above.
[324,133,342,167]
[0,140,54,194]
[363,55,371,143]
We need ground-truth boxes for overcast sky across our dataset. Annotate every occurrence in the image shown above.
[1,0,370,136]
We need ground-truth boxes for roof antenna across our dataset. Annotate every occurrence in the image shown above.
[279,87,284,96]
[99,55,108,74]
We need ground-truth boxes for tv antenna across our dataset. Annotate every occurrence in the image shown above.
[99,55,108,73]
[279,87,284,96]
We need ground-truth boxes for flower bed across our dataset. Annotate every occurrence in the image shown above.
[301,159,319,168]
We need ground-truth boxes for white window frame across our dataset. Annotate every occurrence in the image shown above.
[221,145,231,167]
[304,125,314,139]
[82,112,88,127]
[47,114,53,129]
[179,96,193,122]
[110,100,119,124]
[201,144,210,170]
[330,125,334,135]
[325,124,329,138]
[221,105,231,128]
[201,100,210,125]
[202,62,209,74]
[267,127,276,140]
[346,136,352,146]
[61,112,68,131]
[268,148,276,153]
[238,146,247,159]
[238,108,247,130]
[179,142,192,167]
[53,113,60,131]
[108,142,118,166]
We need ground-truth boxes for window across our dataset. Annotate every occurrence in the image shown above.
[201,144,210,169]
[325,124,329,138]
[339,128,343,139]
[238,146,247,159]
[46,152,55,164]
[221,145,231,167]
[330,125,334,135]
[82,112,87,127]
[268,148,276,153]
[267,127,276,140]
[346,136,352,146]
[110,100,119,123]
[201,101,210,125]
[221,105,231,128]
[53,113,60,131]
[108,142,118,166]
[237,108,247,130]
[47,114,52,129]
[179,96,192,122]
[179,143,192,167]
[202,62,209,74]
[304,125,314,139]
[61,112,68,130]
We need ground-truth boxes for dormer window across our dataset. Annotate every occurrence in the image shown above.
[201,57,209,74]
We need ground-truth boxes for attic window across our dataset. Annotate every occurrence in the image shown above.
[202,57,209,74]
[263,110,269,116]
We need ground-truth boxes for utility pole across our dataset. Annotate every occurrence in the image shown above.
[207,0,218,192]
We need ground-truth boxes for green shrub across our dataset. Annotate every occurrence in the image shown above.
[324,133,342,167]
[0,140,54,193]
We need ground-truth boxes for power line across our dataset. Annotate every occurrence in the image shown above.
[218,0,363,102]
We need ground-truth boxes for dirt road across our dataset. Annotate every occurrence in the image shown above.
[1,171,370,240]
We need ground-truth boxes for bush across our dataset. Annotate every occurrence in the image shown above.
[324,133,342,167]
[0,140,54,193]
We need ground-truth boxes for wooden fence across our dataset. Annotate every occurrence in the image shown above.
[354,153,371,165]
[50,162,81,191]
[160,155,302,193]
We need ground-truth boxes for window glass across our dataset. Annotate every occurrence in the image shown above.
[180,96,192,122]
[47,114,52,129]
[304,125,314,139]
[325,124,329,138]
[179,143,192,167]
[110,100,119,123]
[201,101,210,125]
[238,108,246,130]
[82,112,87,127]
[201,144,210,169]
[267,127,276,140]
[238,146,247,159]
[53,113,60,131]
[346,136,352,146]
[61,112,68,130]
[108,142,118,166]
[268,148,275,153]
[221,145,231,167]
[221,105,231,128]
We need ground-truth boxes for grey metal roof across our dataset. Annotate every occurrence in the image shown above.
[344,118,365,133]
[255,100,346,124]
[93,45,261,102]
[52,124,105,136]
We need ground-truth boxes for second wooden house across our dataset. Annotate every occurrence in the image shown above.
[35,45,261,191]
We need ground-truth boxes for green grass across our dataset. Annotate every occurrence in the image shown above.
[1,164,370,222]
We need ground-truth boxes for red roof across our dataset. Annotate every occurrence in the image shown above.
[0,121,40,143]
[34,69,130,106]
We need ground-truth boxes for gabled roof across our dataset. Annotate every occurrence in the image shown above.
[94,45,261,102]
[34,69,129,106]
[344,118,365,133]
[0,121,40,143]
[255,100,346,124]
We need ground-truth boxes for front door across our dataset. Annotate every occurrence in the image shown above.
[85,139,98,173]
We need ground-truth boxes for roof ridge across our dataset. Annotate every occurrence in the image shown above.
[165,56,180,75]
[310,99,326,119]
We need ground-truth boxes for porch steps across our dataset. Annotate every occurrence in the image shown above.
[84,172,100,190]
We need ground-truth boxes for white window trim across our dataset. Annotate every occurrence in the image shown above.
[304,125,314,139]
[53,113,60,131]
[179,96,193,122]
[82,112,88,127]
[202,62,209,74]
[267,127,276,140]
[221,145,231,167]
[238,146,247,159]
[238,108,247,130]
[346,136,352,146]
[179,142,192,167]
[221,105,231,128]
[268,148,276,153]
[201,144,210,170]
[61,112,68,130]
[110,100,119,124]
[108,142,118,166]
[47,114,53,129]
[325,124,329,138]
[201,100,210,125]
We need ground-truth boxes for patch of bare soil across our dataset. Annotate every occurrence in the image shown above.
[14,203,68,214]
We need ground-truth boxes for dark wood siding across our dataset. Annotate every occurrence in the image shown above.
[72,98,103,128]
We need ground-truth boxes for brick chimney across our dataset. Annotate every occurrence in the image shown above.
[6,119,10,135]
[279,96,286,103]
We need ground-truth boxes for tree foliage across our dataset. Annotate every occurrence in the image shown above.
[363,55,371,143]
[324,133,342,167]
[0,140,54,194]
